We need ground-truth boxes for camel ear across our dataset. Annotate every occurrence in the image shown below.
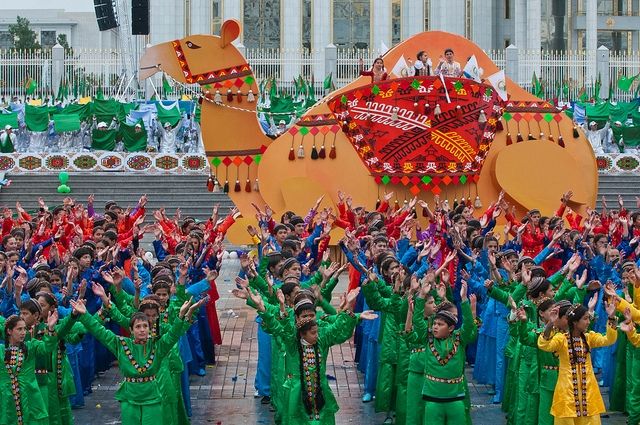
[220,20,241,48]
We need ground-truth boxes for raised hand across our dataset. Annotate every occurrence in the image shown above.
[460,280,468,301]
[575,269,588,289]
[605,297,618,318]
[46,309,59,330]
[346,287,361,307]
[246,288,265,312]
[548,305,560,323]
[360,310,379,321]
[179,297,194,318]
[70,298,87,315]
[588,292,598,313]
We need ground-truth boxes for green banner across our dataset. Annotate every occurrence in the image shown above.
[53,113,81,132]
[25,105,50,132]
[91,129,118,151]
[0,113,19,130]
[155,102,182,127]
[119,121,147,152]
[63,103,92,121]
[91,99,118,124]
[612,125,640,147]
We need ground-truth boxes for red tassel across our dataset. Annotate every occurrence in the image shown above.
[496,119,504,131]
[245,179,251,192]
[394,200,400,211]
[549,133,555,142]
[207,176,214,192]
[558,135,565,148]
[424,103,431,115]
[341,123,349,133]
[237,90,242,103]
[516,133,523,143]
[329,144,336,159]
[318,145,326,159]
[455,105,462,119]
[227,90,233,102]
[288,147,295,161]
[506,133,512,145]
[413,102,420,113]
[234,180,241,192]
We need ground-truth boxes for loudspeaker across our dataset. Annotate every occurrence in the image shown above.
[132,0,150,35]
[94,0,118,31]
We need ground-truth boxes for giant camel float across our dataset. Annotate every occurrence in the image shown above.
[140,20,597,244]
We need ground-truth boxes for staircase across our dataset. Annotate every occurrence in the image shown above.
[596,174,640,210]
[0,173,235,222]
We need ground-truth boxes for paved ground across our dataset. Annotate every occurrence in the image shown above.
[72,260,628,425]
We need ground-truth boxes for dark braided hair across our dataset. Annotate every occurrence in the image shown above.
[567,305,590,364]
[138,298,162,340]
[4,315,28,363]
[296,319,325,416]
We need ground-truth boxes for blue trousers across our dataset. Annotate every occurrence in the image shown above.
[187,320,206,375]
[67,342,85,408]
[254,321,271,396]
[79,334,96,394]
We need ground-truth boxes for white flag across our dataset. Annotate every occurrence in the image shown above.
[487,70,508,101]
[380,40,390,55]
[391,56,410,78]
[463,55,483,83]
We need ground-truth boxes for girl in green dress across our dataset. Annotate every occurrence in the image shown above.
[69,296,204,425]
[0,310,72,425]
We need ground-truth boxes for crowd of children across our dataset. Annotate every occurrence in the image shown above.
[233,189,640,425]
[0,186,638,424]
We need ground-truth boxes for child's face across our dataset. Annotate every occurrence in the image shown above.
[154,289,170,307]
[301,325,318,345]
[575,314,590,333]
[424,297,436,317]
[131,319,150,341]
[19,309,39,328]
[432,318,454,339]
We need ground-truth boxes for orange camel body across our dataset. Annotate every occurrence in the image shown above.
[140,20,597,244]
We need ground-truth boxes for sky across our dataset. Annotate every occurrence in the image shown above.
[0,0,95,12]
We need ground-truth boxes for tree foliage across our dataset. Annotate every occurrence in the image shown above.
[8,16,41,50]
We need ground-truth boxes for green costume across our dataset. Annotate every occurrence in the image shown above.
[259,309,358,425]
[404,297,430,425]
[0,316,74,425]
[407,300,477,425]
[77,311,190,425]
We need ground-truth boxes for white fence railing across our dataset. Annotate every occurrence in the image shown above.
[1,46,640,103]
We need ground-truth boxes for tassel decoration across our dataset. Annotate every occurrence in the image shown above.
[288,147,295,161]
[375,198,381,209]
[253,179,260,192]
[394,200,400,211]
[478,110,487,128]
[528,133,535,141]
[329,144,336,159]
[311,145,319,160]
[413,102,419,113]
[516,133,523,143]
[506,133,512,145]
[207,176,214,192]
[496,118,504,132]
[434,104,442,117]
[558,135,565,148]
[213,90,222,105]
[297,144,305,158]
[236,90,242,103]
[245,179,251,192]
[453,198,458,209]
[234,180,241,192]
[455,105,463,119]
[213,178,220,193]
[226,89,233,102]
[474,195,482,208]
[392,107,399,121]
[341,122,349,133]
[247,90,255,103]
[549,133,555,142]
[424,103,431,115]
[539,132,545,140]
[572,125,579,138]
[318,145,326,159]
[223,180,229,193]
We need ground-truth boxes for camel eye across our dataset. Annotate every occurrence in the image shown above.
[185,41,201,49]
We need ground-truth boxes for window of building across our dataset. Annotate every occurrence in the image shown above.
[243,0,280,48]
[424,0,431,30]
[0,31,12,49]
[392,0,401,45]
[577,29,632,52]
[541,0,567,50]
[211,0,222,34]
[302,0,311,49]
[465,0,472,39]
[41,30,57,49]
[504,38,511,48]
[333,0,370,49]
[505,0,511,19]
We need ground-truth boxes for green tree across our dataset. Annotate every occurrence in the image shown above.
[56,33,71,51]
[9,16,41,50]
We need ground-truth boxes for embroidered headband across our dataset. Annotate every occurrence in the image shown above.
[435,310,458,327]
[296,317,317,329]
[294,299,314,311]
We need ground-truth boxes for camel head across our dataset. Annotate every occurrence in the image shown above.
[139,20,245,84]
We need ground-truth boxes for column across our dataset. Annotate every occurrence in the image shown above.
[401,0,424,40]
[281,0,302,81]
[513,0,527,50]
[190,0,212,35]
[312,0,331,82]
[472,0,493,50]
[526,0,541,77]
[371,0,391,51]
[429,0,465,36]
[585,0,597,82]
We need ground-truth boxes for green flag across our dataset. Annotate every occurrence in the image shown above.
[323,72,334,91]
[0,113,19,130]
[96,86,104,100]
[562,82,569,97]
[119,120,147,152]
[594,73,602,99]
[53,113,80,132]
[25,78,37,95]
[162,74,173,94]
[56,81,68,102]
[79,77,86,97]
[618,74,638,92]
[578,86,589,102]
[269,78,278,99]
[531,72,543,97]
